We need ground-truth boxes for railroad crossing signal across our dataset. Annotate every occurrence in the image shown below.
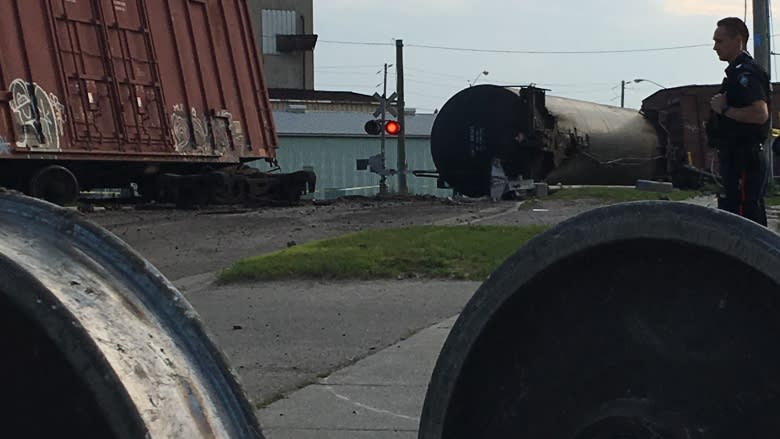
[373,92,398,118]
[384,120,401,135]
[364,119,401,136]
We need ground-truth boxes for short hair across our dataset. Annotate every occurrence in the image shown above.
[717,17,750,42]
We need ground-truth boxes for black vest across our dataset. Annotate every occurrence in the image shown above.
[708,52,771,147]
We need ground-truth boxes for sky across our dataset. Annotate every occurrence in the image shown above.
[312,0,780,113]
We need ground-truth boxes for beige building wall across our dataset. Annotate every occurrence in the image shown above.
[247,0,315,89]
[270,102,379,112]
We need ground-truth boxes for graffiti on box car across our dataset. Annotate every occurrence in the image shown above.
[171,105,244,153]
[9,79,66,150]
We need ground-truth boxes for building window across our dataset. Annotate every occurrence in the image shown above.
[262,9,297,55]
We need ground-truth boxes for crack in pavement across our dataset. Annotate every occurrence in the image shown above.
[321,378,421,423]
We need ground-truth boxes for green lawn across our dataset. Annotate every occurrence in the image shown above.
[218,225,548,283]
[767,192,780,206]
[219,186,779,283]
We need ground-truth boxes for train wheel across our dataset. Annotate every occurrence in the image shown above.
[29,165,80,206]
[420,202,780,439]
[210,171,246,205]
[136,178,159,202]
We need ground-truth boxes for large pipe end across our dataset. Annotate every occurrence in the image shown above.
[420,202,780,438]
[0,191,264,438]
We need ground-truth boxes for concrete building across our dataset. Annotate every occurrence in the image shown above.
[247,0,316,89]
[268,89,379,113]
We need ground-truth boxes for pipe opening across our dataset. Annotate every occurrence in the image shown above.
[0,293,117,438]
[442,239,780,438]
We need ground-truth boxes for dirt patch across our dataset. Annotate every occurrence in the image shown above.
[87,197,595,281]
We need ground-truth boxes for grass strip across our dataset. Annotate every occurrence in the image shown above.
[219,225,548,283]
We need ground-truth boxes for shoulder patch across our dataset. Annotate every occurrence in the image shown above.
[739,73,750,87]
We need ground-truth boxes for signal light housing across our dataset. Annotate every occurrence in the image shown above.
[364,119,402,136]
[384,120,401,135]
[364,120,382,135]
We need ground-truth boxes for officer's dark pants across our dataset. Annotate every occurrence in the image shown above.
[718,143,768,226]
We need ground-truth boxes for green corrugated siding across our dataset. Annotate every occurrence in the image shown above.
[270,136,452,199]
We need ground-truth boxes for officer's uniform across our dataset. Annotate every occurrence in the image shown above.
[709,51,771,226]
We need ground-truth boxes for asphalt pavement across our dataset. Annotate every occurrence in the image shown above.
[256,316,458,438]
[174,275,480,414]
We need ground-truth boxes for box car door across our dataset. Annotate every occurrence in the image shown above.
[52,0,169,153]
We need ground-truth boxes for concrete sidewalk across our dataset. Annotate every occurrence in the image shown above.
[258,316,458,438]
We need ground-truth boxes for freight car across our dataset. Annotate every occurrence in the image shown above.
[641,83,780,186]
[0,0,314,206]
[430,84,780,197]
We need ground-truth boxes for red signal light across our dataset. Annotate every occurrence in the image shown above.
[385,120,401,135]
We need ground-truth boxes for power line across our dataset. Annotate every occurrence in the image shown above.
[404,77,466,88]
[316,82,383,88]
[405,67,467,80]
[540,82,616,87]
[315,70,385,77]
[319,40,394,47]
[411,91,453,100]
[406,42,711,54]
[318,39,713,54]
[319,30,780,56]
[315,65,378,70]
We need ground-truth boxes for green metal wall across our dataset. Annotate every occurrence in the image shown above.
[268,136,452,199]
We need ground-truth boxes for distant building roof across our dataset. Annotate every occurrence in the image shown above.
[269,88,378,103]
[273,110,436,138]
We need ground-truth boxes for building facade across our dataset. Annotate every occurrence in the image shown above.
[269,89,380,113]
[245,1,445,199]
[258,110,450,199]
[247,0,316,89]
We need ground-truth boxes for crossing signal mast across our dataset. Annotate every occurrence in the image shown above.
[358,41,409,195]
[361,62,402,194]
[362,114,401,194]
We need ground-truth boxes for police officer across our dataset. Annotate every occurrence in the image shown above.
[709,17,771,226]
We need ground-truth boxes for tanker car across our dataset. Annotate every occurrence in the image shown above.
[431,84,780,196]
[0,0,315,206]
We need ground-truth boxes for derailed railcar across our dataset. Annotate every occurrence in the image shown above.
[430,85,663,197]
[430,83,780,196]
[641,83,780,186]
[0,0,313,205]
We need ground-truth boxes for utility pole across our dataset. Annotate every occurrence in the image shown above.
[396,39,408,195]
[753,0,773,180]
[379,63,390,194]
[620,80,625,108]
[753,0,771,72]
